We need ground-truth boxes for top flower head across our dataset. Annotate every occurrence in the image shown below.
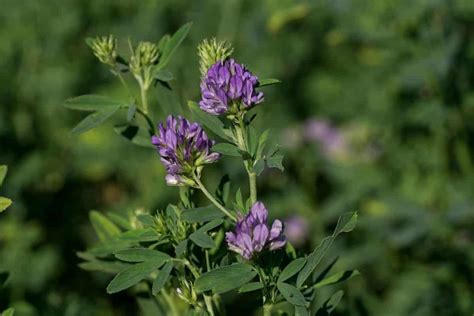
[199,59,264,116]
[152,115,221,186]
[226,201,286,260]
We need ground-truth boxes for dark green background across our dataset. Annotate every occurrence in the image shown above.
[0,0,473,315]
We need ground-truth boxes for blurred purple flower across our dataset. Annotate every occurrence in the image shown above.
[226,201,286,260]
[199,59,264,115]
[152,115,220,186]
[285,216,309,247]
[304,119,346,156]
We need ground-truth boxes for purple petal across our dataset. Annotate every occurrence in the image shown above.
[269,219,283,240]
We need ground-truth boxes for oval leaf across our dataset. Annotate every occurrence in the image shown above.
[189,231,215,249]
[106,259,164,294]
[152,261,174,295]
[195,263,257,294]
[64,95,127,111]
[89,211,121,242]
[71,106,120,135]
[114,248,170,263]
[278,258,306,283]
[277,282,307,306]
[212,143,241,157]
[297,212,357,288]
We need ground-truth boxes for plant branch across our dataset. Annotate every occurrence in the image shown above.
[193,174,237,222]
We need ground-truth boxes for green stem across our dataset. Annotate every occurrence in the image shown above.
[248,171,257,204]
[263,304,273,316]
[193,174,237,221]
[140,81,149,114]
[233,116,258,204]
[136,108,156,134]
[204,295,215,316]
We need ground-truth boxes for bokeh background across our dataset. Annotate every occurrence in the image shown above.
[1,0,473,315]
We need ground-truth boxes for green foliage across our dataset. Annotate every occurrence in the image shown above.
[194,263,257,294]
[297,212,357,287]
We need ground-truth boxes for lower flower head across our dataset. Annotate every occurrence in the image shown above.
[199,59,264,115]
[226,201,286,260]
[152,115,221,186]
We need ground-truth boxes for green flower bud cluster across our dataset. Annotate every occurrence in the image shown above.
[197,38,234,76]
[130,41,160,90]
[87,35,118,67]
[154,207,188,243]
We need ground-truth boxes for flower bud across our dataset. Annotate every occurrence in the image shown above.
[87,35,117,67]
[130,41,160,77]
[198,38,234,77]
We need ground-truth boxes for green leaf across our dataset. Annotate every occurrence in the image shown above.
[296,212,357,288]
[197,219,224,233]
[278,258,306,283]
[238,282,263,293]
[137,214,155,227]
[253,159,265,176]
[216,175,230,205]
[107,213,132,230]
[277,282,307,306]
[118,228,160,242]
[0,165,7,186]
[2,308,14,316]
[256,129,270,160]
[154,69,174,82]
[114,124,154,148]
[79,260,131,274]
[175,239,188,256]
[234,188,245,213]
[181,205,224,223]
[71,106,120,135]
[315,290,344,315]
[258,78,281,87]
[114,248,170,263]
[127,104,137,122]
[152,261,173,295]
[295,305,309,316]
[189,231,215,248]
[188,101,233,141]
[106,259,165,294]
[195,263,257,294]
[64,95,128,111]
[212,143,241,157]
[267,154,284,171]
[155,81,183,115]
[158,22,192,68]
[89,211,121,242]
[313,270,360,289]
[0,197,12,213]
[248,126,259,157]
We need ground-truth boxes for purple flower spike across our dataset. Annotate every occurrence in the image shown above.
[199,59,264,115]
[152,115,221,186]
[226,201,286,260]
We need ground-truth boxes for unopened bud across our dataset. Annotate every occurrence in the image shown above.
[87,35,117,67]
[198,38,234,76]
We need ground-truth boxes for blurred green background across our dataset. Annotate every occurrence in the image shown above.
[0,0,473,315]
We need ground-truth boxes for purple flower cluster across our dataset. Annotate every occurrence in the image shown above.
[226,202,286,260]
[152,115,221,186]
[199,59,264,115]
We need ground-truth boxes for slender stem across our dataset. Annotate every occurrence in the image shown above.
[205,250,211,271]
[137,107,156,134]
[140,81,149,114]
[263,304,273,316]
[193,174,237,221]
[204,295,215,316]
[248,171,257,204]
[234,115,258,204]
